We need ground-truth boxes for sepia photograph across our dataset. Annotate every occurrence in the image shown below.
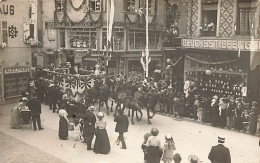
[0,0,259,162]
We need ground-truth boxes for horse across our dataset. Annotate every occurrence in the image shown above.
[96,84,111,115]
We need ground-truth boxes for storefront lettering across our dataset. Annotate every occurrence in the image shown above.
[182,39,260,51]
[0,4,14,15]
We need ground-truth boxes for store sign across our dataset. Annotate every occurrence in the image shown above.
[0,4,15,15]
[182,39,260,51]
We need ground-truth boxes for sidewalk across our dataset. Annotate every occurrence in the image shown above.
[0,131,65,163]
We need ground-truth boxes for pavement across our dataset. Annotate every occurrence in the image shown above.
[0,101,259,163]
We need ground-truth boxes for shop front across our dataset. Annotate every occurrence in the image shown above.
[182,38,260,101]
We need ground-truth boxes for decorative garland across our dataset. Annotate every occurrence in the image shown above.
[186,55,239,65]
[69,0,87,11]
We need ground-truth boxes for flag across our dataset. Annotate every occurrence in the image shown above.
[238,48,241,58]
[107,0,115,51]
[140,50,146,71]
[250,51,260,70]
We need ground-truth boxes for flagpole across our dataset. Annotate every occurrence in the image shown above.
[106,0,109,74]
[145,0,149,78]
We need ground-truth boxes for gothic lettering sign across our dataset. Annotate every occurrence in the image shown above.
[0,4,14,15]
[182,39,260,51]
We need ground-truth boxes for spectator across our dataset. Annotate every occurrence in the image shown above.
[146,128,163,163]
[249,101,259,135]
[173,153,182,163]
[142,133,152,163]
[11,97,28,129]
[93,112,111,154]
[114,109,129,149]
[208,136,231,163]
[161,134,176,163]
[27,93,43,131]
[58,107,69,140]
[188,155,200,163]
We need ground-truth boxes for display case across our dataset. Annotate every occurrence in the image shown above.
[4,67,30,99]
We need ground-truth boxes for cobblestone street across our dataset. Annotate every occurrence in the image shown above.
[0,102,259,163]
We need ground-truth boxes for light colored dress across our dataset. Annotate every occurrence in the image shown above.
[161,141,176,162]
[74,124,81,141]
[10,102,25,129]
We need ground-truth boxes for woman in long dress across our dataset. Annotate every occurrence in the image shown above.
[58,108,69,140]
[234,99,244,131]
[249,101,259,135]
[93,112,111,154]
[10,98,28,129]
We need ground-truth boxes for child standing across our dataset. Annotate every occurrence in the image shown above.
[74,119,82,141]
[141,133,152,163]
[197,102,203,122]
[161,134,176,163]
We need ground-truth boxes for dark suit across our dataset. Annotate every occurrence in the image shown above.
[48,86,58,113]
[83,111,96,149]
[114,114,129,148]
[208,144,231,163]
[27,97,42,130]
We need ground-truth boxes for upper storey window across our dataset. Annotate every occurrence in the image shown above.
[90,0,102,12]
[236,0,257,36]
[200,1,218,36]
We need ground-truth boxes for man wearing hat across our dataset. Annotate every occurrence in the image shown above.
[83,106,96,150]
[26,93,44,131]
[48,83,59,113]
[208,136,231,163]
[114,109,129,149]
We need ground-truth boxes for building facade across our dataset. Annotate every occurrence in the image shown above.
[40,0,167,77]
[0,0,41,102]
[165,0,260,101]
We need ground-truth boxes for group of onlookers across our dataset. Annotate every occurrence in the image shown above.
[141,128,231,163]
[10,92,43,131]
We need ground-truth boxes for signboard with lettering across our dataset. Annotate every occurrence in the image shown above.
[182,39,260,51]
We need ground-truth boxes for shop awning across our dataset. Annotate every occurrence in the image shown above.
[250,51,260,70]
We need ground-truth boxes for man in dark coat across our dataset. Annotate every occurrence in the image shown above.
[83,106,96,150]
[48,83,58,113]
[208,136,231,163]
[114,109,129,149]
[27,93,43,131]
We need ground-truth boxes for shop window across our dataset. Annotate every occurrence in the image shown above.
[102,28,125,51]
[126,0,135,12]
[56,0,65,12]
[201,3,217,36]
[129,29,162,50]
[69,28,97,49]
[2,21,8,45]
[90,0,102,12]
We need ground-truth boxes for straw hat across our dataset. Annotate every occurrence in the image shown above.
[88,106,96,111]
[165,134,173,140]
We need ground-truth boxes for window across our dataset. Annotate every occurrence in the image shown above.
[56,0,65,12]
[90,0,102,12]
[129,29,162,50]
[144,0,153,14]
[126,0,135,12]
[2,21,8,44]
[201,3,218,36]
[60,30,65,48]
[102,28,125,50]
[69,28,97,49]
[237,8,256,35]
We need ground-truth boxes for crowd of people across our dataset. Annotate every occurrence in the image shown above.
[8,65,259,163]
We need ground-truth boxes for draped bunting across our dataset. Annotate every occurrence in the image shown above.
[186,55,239,65]
[65,75,77,89]
[69,0,86,10]
[54,74,64,86]
[66,0,87,23]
